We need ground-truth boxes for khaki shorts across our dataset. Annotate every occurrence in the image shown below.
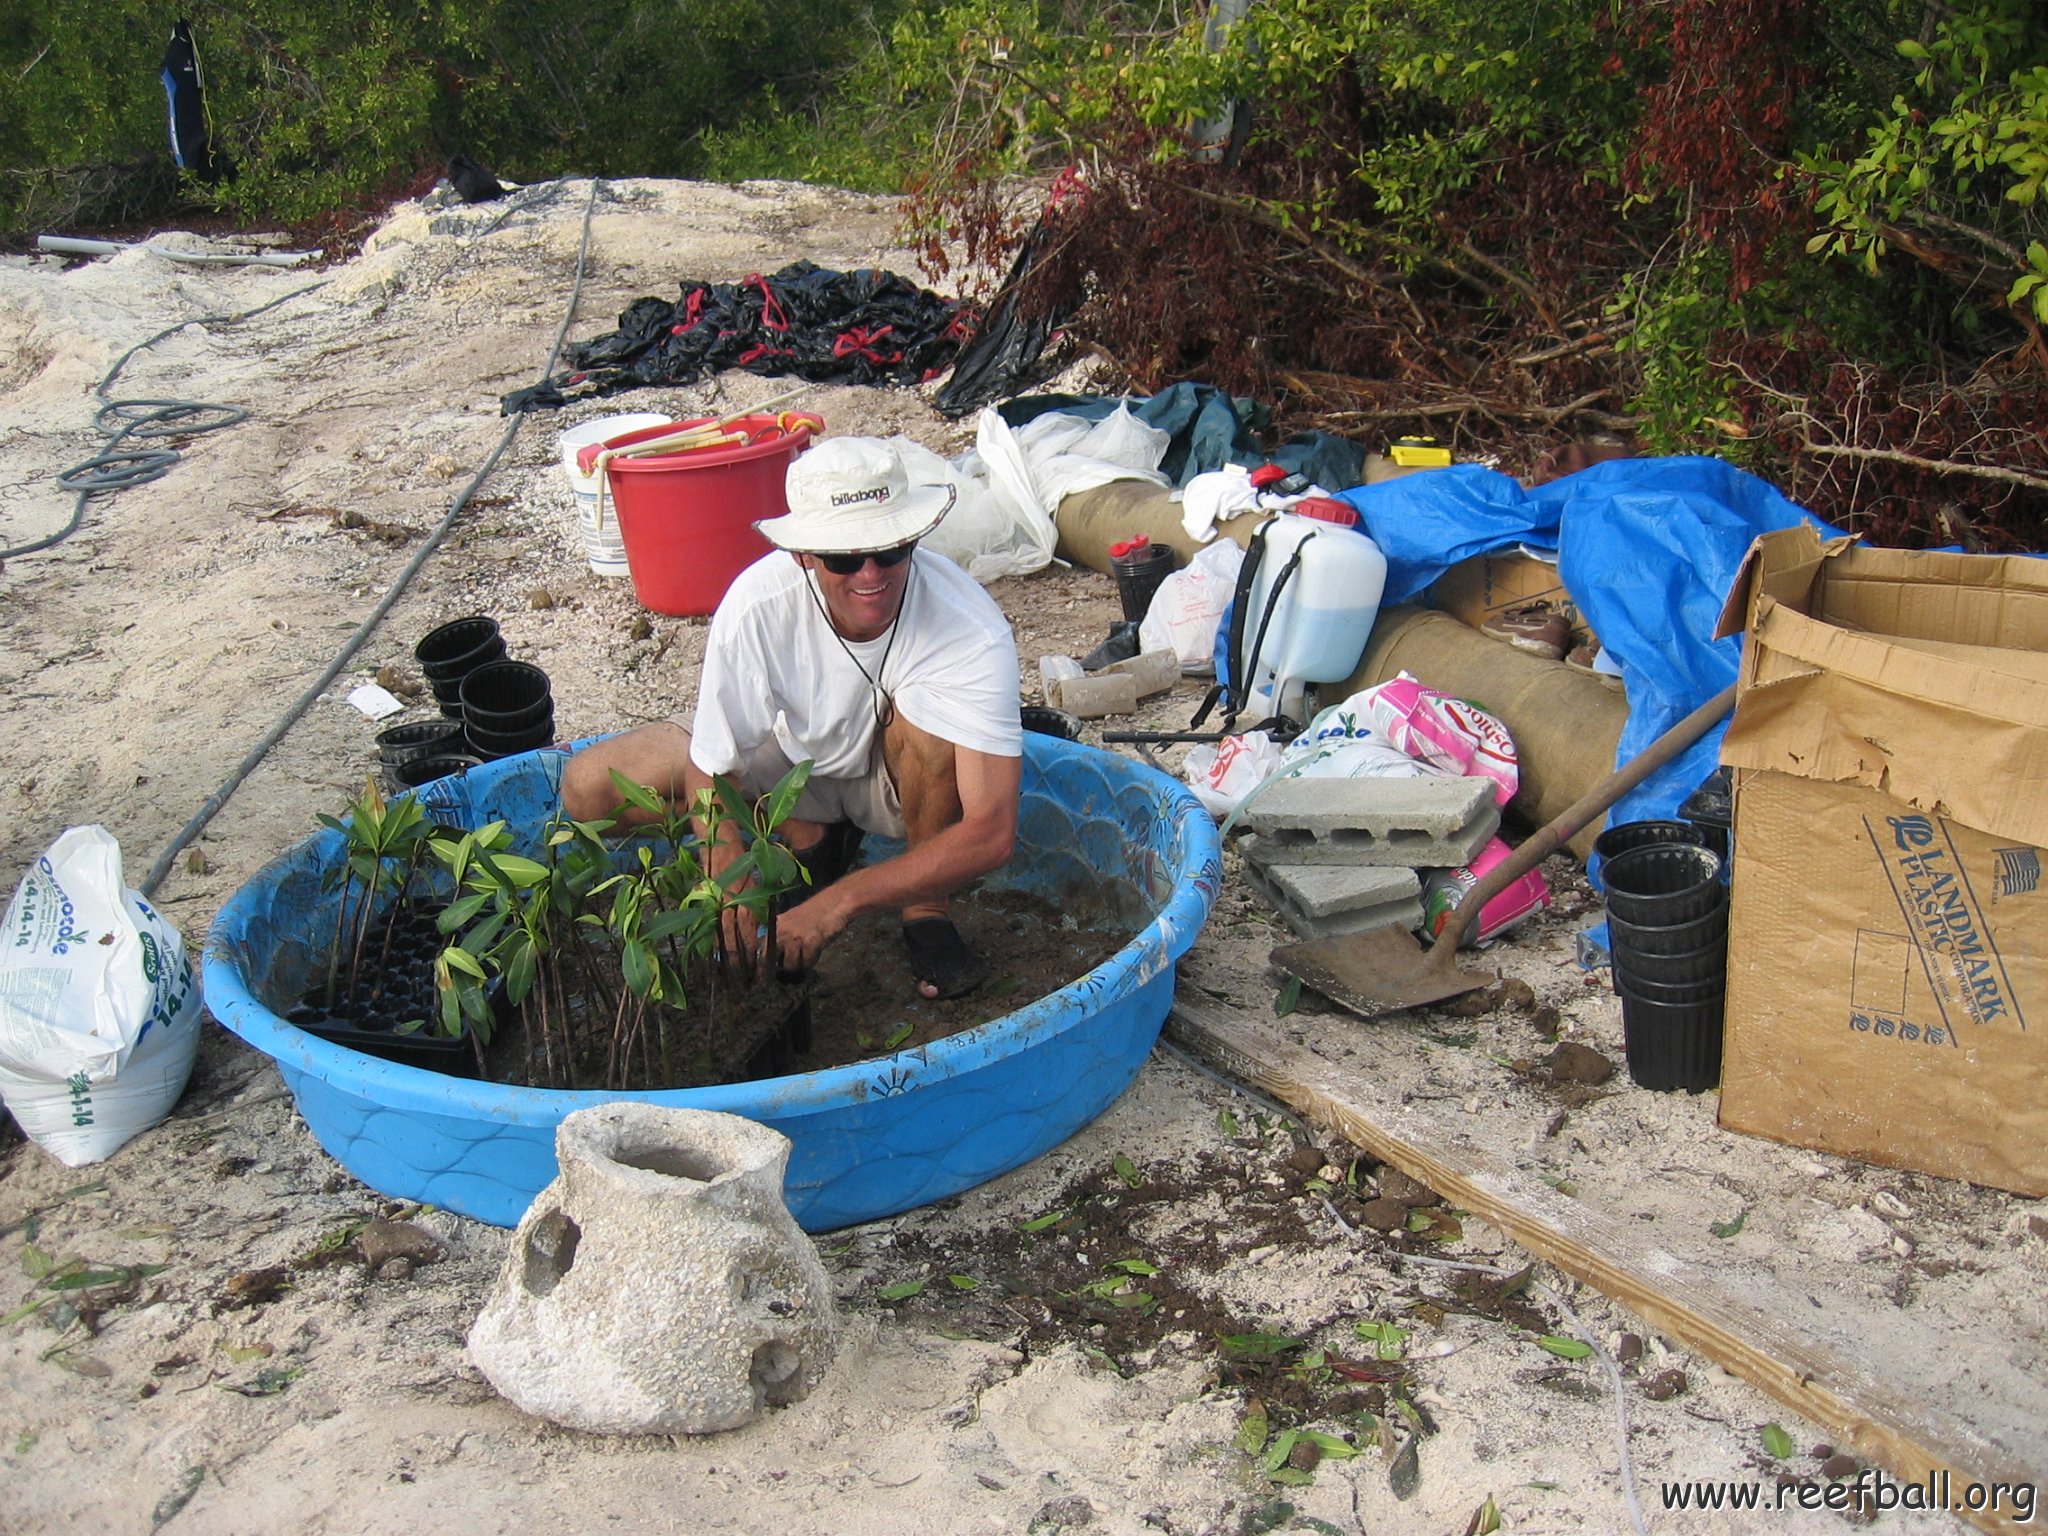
[733,738,905,840]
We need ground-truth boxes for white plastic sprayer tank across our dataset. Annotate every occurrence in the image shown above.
[1239,498,1388,722]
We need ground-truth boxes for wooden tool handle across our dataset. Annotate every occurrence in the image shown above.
[1440,683,1738,953]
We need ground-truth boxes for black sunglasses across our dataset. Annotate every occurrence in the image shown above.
[815,542,915,576]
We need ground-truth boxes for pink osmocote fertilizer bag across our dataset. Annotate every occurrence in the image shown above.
[1352,672,1519,808]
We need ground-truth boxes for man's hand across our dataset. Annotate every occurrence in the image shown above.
[770,889,852,973]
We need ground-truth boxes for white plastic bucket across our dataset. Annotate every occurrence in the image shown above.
[1240,500,1388,721]
[559,413,671,576]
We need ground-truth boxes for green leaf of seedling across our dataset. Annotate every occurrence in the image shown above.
[1274,976,1302,1017]
[1537,1335,1591,1359]
[877,1278,926,1302]
[1762,1422,1794,1460]
[945,1274,979,1291]
[1020,1209,1067,1233]
[1710,1209,1749,1239]
[759,759,813,833]
[1112,1154,1140,1188]
[621,938,656,998]
[605,770,666,818]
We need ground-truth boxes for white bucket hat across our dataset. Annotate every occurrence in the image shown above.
[755,437,956,554]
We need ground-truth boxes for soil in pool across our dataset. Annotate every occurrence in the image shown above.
[307,885,1129,1090]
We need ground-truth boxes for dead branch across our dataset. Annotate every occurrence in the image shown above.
[1510,324,1635,367]
[1309,391,1635,432]
[1801,441,2048,493]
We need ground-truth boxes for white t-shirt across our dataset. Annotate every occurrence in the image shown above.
[689,549,1022,782]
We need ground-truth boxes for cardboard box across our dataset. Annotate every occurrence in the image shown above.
[1430,550,1582,638]
[1714,525,2048,1194]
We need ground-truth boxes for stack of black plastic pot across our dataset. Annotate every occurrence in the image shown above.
[1596,819,1729,1093]
[406,615,556,774]
[418,616,506,715]
[459,659,554,759]
[376,716,474,793]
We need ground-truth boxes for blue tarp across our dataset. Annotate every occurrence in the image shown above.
[1336,457,1843,855]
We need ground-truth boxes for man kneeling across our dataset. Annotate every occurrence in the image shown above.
[561,436,1022,999]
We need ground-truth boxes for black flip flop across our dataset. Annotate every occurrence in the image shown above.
[901,916,989,1000]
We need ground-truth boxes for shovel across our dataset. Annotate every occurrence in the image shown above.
[1270,682,1737,1020]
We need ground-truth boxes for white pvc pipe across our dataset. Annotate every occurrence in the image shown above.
[37,234,318,267]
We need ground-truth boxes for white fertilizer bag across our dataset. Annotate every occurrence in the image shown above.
[0,826,202,1165]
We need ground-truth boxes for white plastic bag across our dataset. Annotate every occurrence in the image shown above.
[0,826,202,1166]
[1183,731,1283,818]
[1140,538,1244,671]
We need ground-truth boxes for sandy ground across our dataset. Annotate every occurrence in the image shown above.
[1,178,2043,1536]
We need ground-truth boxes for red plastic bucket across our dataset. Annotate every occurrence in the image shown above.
[594,412,821,616]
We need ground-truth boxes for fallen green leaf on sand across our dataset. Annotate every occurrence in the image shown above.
[1235,1398,1269,1455]
[1537,1335,1592,1360]
[877,1278,926,1301]
[150,1466,205,1531]
[1762,1422,1795,1459]
[1711,1209,1750,1239]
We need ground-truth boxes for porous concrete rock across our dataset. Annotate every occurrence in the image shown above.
[468,1104,836,1435]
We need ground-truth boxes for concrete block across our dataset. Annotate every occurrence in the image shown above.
[1100,649,1178,699]
[1053,673,1140,718]
[1242,775,1499,867]
[1241,858,1423,940]
[469,1104,836,1435]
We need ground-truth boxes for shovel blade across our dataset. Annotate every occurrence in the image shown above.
[1272,925,1496,1021]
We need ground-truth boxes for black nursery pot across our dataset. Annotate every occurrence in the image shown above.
[415,616,505,680]
[466,717,556,761]
[1592,818,1705,865]
[1602,843,1726,927]
[459,660,554,732]
[389,752,481,791]
[1605,906,1728,958]
[1618,989,1726,1093]
[1020,706,1085,742]
[1110,542,1177,624]
[376,718,469,767]
[286,1005,474,1074]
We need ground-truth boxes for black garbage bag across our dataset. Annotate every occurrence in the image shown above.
[932,206,1081,419]
[501,261,967,415]
[448,154,506,203]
